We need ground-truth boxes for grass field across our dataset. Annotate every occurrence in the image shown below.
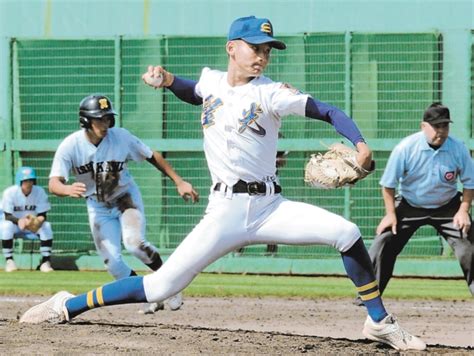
[0,271,470,300]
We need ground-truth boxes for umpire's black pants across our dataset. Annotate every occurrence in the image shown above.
[369,192,474,296]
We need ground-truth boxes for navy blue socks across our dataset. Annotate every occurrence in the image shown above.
[341,238,387,322]
[65,276,147,318]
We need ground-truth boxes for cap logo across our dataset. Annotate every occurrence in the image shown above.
[260,23,272,34]
[99,98,109,109]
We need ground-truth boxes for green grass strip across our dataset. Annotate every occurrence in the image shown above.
[0,271,470,300]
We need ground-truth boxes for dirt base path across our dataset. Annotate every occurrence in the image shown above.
[1,296,472,354]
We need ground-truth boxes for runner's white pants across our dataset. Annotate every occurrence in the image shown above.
[87,184,156,279]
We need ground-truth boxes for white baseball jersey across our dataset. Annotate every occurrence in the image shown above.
[143,68,360,303]
[195,67,309,186]
[1,185,50,219]
[50,127,153,202]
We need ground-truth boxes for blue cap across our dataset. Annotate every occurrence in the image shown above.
[228,16,286,50]
[15,166,37,186]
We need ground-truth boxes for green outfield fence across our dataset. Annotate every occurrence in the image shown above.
[1,32,473,273]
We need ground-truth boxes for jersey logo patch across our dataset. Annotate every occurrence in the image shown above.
[238,103,266,137]
[444,171,455,182]
[201,95,223,128]
[280,83,303,95]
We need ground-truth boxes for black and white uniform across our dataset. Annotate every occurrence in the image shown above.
[50,127,160,279]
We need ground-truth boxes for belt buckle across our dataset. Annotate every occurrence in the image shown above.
[247,182,260,195]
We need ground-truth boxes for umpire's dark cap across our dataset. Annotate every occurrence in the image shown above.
[423,103,452,124]
[228,16,286,50]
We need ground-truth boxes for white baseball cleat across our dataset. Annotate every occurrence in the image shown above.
[19,291,74,324]
[39,261,54,273]
[5,259,18,272]
[166,292,183,311]
[138,302,164,315]
[363,314,426,351]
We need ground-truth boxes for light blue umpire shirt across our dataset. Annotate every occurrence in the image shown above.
[380,131,474,209]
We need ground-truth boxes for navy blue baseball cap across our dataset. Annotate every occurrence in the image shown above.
[228,16,286,50]
[423,103,453,124]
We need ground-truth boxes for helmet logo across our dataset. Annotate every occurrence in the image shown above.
[99,98,109,109]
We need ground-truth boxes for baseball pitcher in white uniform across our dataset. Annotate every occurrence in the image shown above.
[1,166,54,272]
[21,16,426,351]
[48,94,199,312]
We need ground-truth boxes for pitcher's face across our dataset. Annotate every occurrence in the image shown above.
[228,40,272,77]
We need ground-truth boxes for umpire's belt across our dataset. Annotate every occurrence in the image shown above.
[214,180,282,195]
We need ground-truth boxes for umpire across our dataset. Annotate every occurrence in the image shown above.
[369,102,474,296]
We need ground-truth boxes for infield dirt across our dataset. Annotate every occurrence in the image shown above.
[1,296,472,354]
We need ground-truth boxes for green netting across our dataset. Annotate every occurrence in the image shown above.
[160,152,210,248]
[8,33,458,260]
[15,40,116,139]
[164,37,227,139]
[121,38,164,138]
[303,34,347,140]
[471,33,474,137]
[352,33,441,138]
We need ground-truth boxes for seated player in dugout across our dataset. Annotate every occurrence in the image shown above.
[48,94,199,313]
[1,166,54,272]
[21,16,426,351]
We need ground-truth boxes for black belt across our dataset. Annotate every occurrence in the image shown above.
[214,180,282,195]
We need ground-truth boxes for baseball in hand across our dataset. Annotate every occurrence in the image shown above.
[142,71,163,88]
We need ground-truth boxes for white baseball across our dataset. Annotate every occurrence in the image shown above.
[143,72,163,88]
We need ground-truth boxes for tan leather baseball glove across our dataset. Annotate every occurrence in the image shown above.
[25,214,43,233]
[304,143,374,189]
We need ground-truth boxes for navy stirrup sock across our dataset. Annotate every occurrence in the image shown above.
[341,238,387,322]
[65,276,147,318]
